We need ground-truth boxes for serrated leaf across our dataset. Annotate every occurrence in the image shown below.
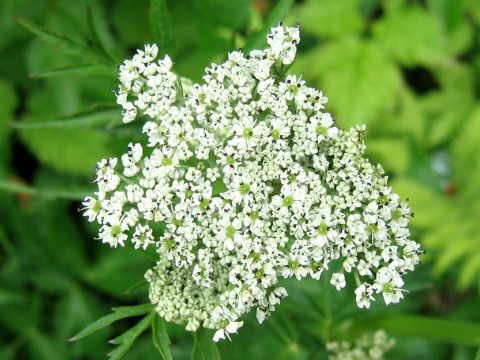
[366,138,409,174]
[149,0,172,54]
[192,327,221,360]
[107,312,154,360]
[373,4,447,66]
[298,0,364,39]
[16,18,112,64]
[296,38,400,127]
[152,314,173,360]
[390,178,452,228]
[31,63,117,79]
[244,0,294,52]
[70,303,153,342]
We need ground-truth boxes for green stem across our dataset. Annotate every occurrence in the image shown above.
[351,314,480,347]
[0,179,93,200]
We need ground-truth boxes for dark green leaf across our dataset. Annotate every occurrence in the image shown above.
[70,303,154,342]
[0,179,93,200]
[244,0,294,52]
[352,314,480,346]
[15,18,112,64]
[30,63,117,79]
[86,6,116,62]
[9,105,120,130]
[152,314,173,360]
[192,327,221,360]
[107,312,155,360]
[149,0,172,54]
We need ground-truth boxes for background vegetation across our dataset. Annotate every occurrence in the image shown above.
[1,0,480,359]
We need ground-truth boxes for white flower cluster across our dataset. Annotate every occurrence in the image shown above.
[82,24,421,341]
[326,330,395,360]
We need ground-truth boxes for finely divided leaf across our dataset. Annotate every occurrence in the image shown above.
[70,303,153,342]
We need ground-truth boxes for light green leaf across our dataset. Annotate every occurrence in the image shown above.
[297,38,400,127]
[297,0,364,39]
[107,312,154,360]
[458,252,480,290]
[152,314,173,360]
[373,4,447,66]
[70,303,153,342]
[366,138,409,174]
[192,327,221,360]
[149,0,172,54]
[422,63,476,148]
[451,106,480,188]
[30,63,117,79]
[390,178,453,228]
[244,0,294,52]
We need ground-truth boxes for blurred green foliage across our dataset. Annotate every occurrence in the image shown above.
[1,0,480,359]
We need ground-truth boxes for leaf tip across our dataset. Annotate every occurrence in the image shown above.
[68,337,76,342]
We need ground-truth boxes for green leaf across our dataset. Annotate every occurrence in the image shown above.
[390,178,452,228]
[352,314,480,346]
[30,63,117,79]
[0,179,93,200]
[366,138,409,174]
[422,63,476,149]
[27,328,68,360]
[244,0,294,52]
[70,303,154,342]
[107,312,155,360]
[15,18,112,64]
[86,5,115,62]
[295,38,401,127]
[149,0,172,54]
[152,314,173,360]
[9,105,120,130]
[373,4,447,66]
[297,0,364,39]
[192,327,221,360]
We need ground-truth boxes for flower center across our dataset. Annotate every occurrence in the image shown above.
[239,184,251,195]
[243,127,253,138]
[226,225,236,239]
[283,195,294,207]
[318,222,328,235]
[315,126,327,136]
[227,156,236,165]
[271,129,280,140]
[162,158,173,166]
[392,209,402,220]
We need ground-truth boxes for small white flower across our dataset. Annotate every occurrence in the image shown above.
[330,273,346,291]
